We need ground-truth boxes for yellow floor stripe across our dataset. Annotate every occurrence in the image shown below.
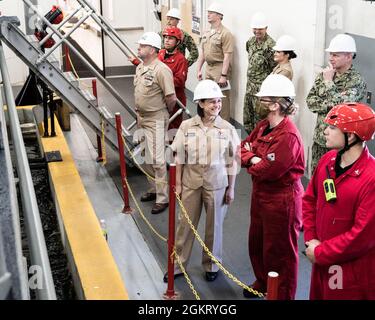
[21,106,128,300]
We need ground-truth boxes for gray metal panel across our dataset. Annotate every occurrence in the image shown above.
[349,33,375,155]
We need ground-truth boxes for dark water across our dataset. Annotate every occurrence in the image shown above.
[12,135,76,300]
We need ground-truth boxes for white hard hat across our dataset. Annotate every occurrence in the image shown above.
[137,32,161,49]
[256,74,296,97]
[193,80,225,102]
[166,8,181,20]
[273,35,296,51]
[251,12,268,29]
[207,3,224,15]
[325,34,356,53]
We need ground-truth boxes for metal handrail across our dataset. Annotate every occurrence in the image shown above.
[22,0,137,119]
[0,79,29,300]
[76,0,191,116]
[0,41,56,300]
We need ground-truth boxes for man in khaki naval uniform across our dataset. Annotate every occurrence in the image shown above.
[134,32,177,214]
[197,3,234,122]
[164,80,240,282]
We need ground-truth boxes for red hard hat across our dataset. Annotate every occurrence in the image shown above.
[324,102,375,141]
[162,27,183,41]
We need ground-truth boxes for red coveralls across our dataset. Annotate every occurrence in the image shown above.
[303,147,375,299]
[241,117,305,299]
[158,49,188,129]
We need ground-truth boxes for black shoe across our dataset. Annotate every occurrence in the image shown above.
[140,192,156,202]
[205,271,218,282]
[151,203,169,214]
[243,285,265,298]
[163,272,184,283]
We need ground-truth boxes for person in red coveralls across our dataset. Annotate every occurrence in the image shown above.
[130,27,188,130]
[240,74,305,299]
[303,102,375,300]
[159,26,188,130]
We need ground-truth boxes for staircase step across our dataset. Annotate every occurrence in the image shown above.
[98,106,114,119]
[63,72,79,88]
[80,88,97,106]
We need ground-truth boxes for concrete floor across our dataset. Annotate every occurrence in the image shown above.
[76,76,312,300]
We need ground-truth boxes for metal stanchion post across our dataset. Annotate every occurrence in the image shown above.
[42,83,49,137]
[92,79,104,162]
[266,271,279,300]
[163,163,179,300]
[49,90,56,137]
[65,45,71,72]
[115,113,132,213]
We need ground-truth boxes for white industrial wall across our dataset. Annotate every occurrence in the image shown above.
[345,0,375,38]
[2,0,375,171]
[102,0,147,68]
[182,0,326,173]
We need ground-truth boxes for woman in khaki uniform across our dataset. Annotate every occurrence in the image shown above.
[164,80,240,283]
[271,35,297,80]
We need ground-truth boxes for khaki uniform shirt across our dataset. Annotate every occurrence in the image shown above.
[272,62,293,80]
[134,58,175,113]
[171,115,240,190]
[201,24,233,67]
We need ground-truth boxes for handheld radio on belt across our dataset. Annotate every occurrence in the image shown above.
[323,166,337,202]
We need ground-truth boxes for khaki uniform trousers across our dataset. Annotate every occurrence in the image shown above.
[205,64,231,122]
[175,185,228,272]
[138,109,169,204]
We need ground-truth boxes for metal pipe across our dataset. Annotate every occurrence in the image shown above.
[0,86,29,299]
[49,90,56,137]
[99,0,106,77]
[266,271,279,300]
[42,83,49,137]
[115,113,132,213]
[164,163,177,299]
[92,79,104,162]
[0,42,56,300]
[22,0,137,119]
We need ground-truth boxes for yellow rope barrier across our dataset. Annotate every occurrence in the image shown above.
[175,193,264,298]
[65,53,93,89]
[124,179,167,242]
[172,249,201,300]
[115,124,260,299]
[121,135,168,185]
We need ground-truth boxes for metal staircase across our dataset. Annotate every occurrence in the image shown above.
[0,17,135,164]
[0,0,189,164]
